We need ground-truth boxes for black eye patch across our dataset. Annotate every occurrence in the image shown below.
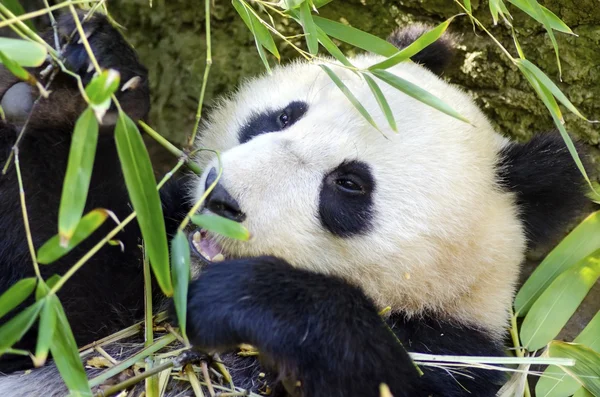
[319,160,376,238]
[238,101,308,144]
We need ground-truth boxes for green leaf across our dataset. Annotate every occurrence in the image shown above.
[313,16,398,57]
[298,1,318,55]
[517,59,591,121]
[58,108,99,244]
[518,65,594,197]
[0,37,46,67]
[316,26,353,67]
[0,300,43,354]
[0,277,36,320]
[115,112,172,296]
[38,209,109,264]
[520,250,600,351]
[573,388,594,397]
[363,74,397,132]
[34,294,58,367]
[84,69,120,105]
[507,0,573,34]
[320,65,380,131]
[546,342,600,396]
[371,69,469,124]
[368,18,453,70]
[51,299,92,396]
[489,0,512,25]
[463,0,472,12]
[170,230,191,339]
[516,211,600,315]
[2,0,35,31]
[509,0,562,76]
[191,214,251,241]
[233,0,280,60]
[280,0,304,9]
[537,311,600,397]
[312,0,333,8]
[0,51,33,82]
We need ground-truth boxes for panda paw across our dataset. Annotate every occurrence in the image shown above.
[24,11,151,123]
[53,11,147,89]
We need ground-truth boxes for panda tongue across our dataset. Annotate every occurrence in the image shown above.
[200,235,222,260]
[190,228,224,262]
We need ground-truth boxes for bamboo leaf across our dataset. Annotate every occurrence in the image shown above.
[573,388,594,397]
[299,1,318,55]
[85,69,120,105]
[171,230,191,339]
[233,0,280,60]
[520,250,600,351]
[0,51,35,83]
[0,300,43,354]
[313,16,398,57]
[516,211,600,315]
[510,0,563,75]
[547,342,600,396]
[191,214,251,241]
[58,108,99,245]
[279,0,304,9]
[51,298,92,396]
[115,111,172,296]
[518,66,593,195]
[316,26,353,67]
[0,277,36,320]
[38,209,109,265]
[463,0,471,12]
[517,59,592,121]
[368,18,454,70]
[0,37,46,67]
[34,294,58,367]
[507,0,573,34]
[3,0,35,31]
[371,69,469,124]
[537,311,600,397]
[363,74,397,132]
[320,65,380,131]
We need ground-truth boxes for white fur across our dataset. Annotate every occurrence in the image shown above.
[193,55,525,337]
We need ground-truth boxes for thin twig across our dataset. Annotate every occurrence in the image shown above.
[13,148,42,280]
[188,0,213,148]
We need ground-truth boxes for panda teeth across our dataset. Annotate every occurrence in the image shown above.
[212,253,225,262]
[191,230,211,261]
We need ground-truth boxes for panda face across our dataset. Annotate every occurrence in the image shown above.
[192,55,525,334]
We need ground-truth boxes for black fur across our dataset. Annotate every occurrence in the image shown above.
[238,101,308,144]
[387,24,454,75]
[319,160,375,237]
[0,13,187,372]
[185,256,504,397]
[498,133,587,246]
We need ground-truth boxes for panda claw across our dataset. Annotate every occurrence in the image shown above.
[121,76,142,92]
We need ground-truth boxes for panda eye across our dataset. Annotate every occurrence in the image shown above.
[277,111,290,128]
[335,178,364,194]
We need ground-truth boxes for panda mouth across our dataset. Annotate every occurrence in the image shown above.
[189,228,226,265]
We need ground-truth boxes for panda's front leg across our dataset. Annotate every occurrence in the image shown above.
[186,256,427,397]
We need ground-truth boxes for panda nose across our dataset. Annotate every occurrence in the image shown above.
[204,168,246,222]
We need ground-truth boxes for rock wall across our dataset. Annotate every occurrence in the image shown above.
[107,0,600,172]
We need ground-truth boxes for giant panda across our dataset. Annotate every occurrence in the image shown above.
[0,11,588,397]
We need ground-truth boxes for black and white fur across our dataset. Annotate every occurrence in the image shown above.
[0,13,587,397]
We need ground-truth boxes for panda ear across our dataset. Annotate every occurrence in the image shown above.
[498,134,589,248]
[387,24,455,76]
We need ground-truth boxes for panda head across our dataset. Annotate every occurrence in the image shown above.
[190,26,586,337]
